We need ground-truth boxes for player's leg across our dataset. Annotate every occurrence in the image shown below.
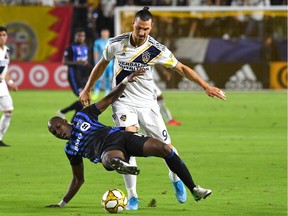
[59,100,82,116]
[145,139,212,201]
[93,78,102,98]
[138,105,187,203]
[57,69,81,118]
[0,95,13,146]
[125,134,212,202]
[143,137,197,189]
[111,105,140,210]
[92,71,105,100]
[101,150,140,175]
[154,84,181,126]
[104,63,113,95]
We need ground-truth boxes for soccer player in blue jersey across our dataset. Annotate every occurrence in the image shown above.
[79,7,225,210]
[46,69,212,208]
[92,28,113,100]
[57,28,91,120]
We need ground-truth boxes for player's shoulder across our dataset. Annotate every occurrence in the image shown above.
[65,43,74,52]
[4,45,9,52]
[147,35,167,52]
[0,45,10,54]
[109,32,130,45]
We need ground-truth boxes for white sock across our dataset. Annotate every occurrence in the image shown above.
[123,156,138,199]
[166,146,181,182]
[158,99,173,122]
[0,114,12,141]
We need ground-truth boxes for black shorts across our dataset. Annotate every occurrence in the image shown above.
[102,131,150,161]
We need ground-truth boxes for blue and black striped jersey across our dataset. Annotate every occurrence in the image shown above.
[64,42,88,72]
[64,104,121,164]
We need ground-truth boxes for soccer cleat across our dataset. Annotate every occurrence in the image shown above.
[167,119,182,126]
[109,158,140,175]
[192,185,212,201]
[172,180,187,203]
[0,140,10,147]
[126,197,139,210]
[56,110,66,119]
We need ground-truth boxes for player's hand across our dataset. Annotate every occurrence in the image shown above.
[205,86,226,101]
[10,84,18,91]
[79,90,91,106]
[128,68,145,82]
[78,60,89,66]
[45,204,61,208]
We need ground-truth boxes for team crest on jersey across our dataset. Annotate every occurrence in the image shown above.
[142,51,150,63]
[120,115,127,122]
[80,122,90,131]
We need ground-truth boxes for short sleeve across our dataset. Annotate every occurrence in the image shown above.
[64,46,73,61]
[81,104,101,120]
[66,152,83,166]
[157,46,178,68]
[103,40,114,62]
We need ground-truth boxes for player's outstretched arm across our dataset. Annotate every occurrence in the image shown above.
[96,68,145,113]
[79,57,110,106]
[46,163,84,208]
[172,62,226,101]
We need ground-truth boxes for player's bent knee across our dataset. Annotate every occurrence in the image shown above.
[144,138,171,158]
[162,144,172,157]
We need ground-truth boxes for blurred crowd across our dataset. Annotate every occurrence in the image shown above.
[0,0,287,61]
[1,0,287,6]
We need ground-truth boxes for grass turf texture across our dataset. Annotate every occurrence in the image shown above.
[0,90,286,216]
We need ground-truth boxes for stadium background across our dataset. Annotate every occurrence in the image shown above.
[0,2,287,216]
[0,2,287,90]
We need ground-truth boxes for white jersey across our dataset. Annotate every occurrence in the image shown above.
[0,45,10,97]
[103,32,178,108]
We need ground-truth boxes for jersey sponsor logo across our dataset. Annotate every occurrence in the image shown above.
[118,61,147,71]
[225,64,262,90]
[80,122,90,131]
[120,114,127,122]
[142,51,150,63]
[74,133,83,151]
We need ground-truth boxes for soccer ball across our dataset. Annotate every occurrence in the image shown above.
[101,189,127,213]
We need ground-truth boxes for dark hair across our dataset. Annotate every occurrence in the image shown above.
[101,27,110,31]
[74,28,85,36]
[134,6,153,22]
[0,26,7,32]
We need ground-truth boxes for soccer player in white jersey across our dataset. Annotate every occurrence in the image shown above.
[0,26,18,147]
[80,7,226,210]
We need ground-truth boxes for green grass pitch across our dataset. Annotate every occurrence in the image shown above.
[0,90,286,216]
